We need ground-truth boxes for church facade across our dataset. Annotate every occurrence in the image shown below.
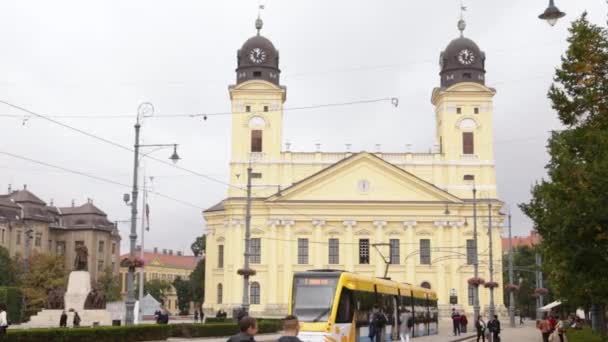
[203,18,504,317]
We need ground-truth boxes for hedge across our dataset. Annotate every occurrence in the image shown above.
[566,326,608,342]
[0,287,24,324]
[4,321,282,342]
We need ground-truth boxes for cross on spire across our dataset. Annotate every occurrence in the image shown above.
[458,0,467,37]
[255,4,265,36]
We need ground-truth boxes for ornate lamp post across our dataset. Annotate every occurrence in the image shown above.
[539,0,566,26]
[464,175,480,321]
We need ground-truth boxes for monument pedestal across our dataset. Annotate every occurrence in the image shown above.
[64,270,92,311]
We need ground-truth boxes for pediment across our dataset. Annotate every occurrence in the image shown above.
[295,230,312,236]
[326,229,342,236]
[149,258,163,266]
[415,229,434,236]
[268,153,462,203]
[216,236,226,243]
[387,230,402,236]
[354,229,373,236]
[251,228,265,235]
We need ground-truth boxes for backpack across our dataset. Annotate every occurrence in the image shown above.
[372,313,387,329]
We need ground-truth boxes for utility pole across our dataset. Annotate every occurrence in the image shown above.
[238,166,257,316]
[488,203,496,319]
[508,213,515,328]
[125,117,141,326]
[138,173,148,321]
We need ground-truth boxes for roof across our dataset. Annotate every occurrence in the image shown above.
[9,189,46,205]
[120,251,199,270]
[502,231,540,251]
[204,200,225,213]
[60,202,106,216]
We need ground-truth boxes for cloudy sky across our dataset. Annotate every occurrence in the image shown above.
[0,0,605,254]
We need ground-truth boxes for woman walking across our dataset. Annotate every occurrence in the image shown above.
[0,303,8,338]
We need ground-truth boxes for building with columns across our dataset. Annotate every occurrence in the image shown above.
[203,17,504,317]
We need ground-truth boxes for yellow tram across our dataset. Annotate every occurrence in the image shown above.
[289,270,438,342]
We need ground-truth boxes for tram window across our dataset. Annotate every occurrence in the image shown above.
[353,290,375,326]
[399,294,413,309]
[377,293,396,325]
[336,288,354,323]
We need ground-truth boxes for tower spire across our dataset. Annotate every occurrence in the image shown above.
[255,4,264,36]
[458,0,467,37]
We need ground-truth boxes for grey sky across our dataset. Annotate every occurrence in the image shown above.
[0,0,605,254]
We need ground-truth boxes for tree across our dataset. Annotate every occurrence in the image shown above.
[144,279,172,305]
[173,276,192,315]
[191,235,206,257]
[520,13,608,334]
[96,267,121,302]
[20,252,67,317]
[189,259,205,307]
[0,247,18,286]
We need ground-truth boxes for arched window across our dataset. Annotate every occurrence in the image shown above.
[248,116,266,128]
[459,118,477,130]
[217,283,223,304]
[421,281,432,289]
[250,282,260,305]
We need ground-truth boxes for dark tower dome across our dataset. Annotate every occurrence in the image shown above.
[236,16,280,86]
[439,19,486,88]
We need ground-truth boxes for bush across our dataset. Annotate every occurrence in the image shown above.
[0,287,24,324]
[566,326,608,342]
[204,317,231,323]
[3,321,282,341]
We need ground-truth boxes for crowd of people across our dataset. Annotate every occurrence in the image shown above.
[536,313,583,342]
[227,314,303,342]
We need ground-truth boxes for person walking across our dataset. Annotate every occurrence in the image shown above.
[369,305,388,342]
[555,315,566,342]
[451,309,461,336]
[488,315,500,342]
[475,316,486,342]
[194,310,199,323]
[278,315,302,342]
[227,316,258,342]
[398,307,413,342]
[460,313,468,333]
[59,310,68,327]
[73,311,81,327]
[537,315,551,342]
[0,303,8,339]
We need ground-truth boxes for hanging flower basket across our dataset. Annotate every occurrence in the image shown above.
[534,287,549,296]
[505,283,520,292]
[120,256,145,268]
[468,277,486,287]
[484,281,499,289]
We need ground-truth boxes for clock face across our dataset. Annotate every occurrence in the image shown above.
[249,48,267,64]
[458,49,475,65]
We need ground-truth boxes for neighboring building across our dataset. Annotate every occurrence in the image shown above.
[502,230,540,253]
[203,17,505,317]
[0,185,121,282]
[119,248,199,315]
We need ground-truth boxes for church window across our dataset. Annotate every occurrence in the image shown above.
[463,132,474,155]
[328,238,339,264]
[253,71,262,77]
[389,239,400,264]
[218,245,224,268]
[251,130,263,152]
[468,285,475,305]
[463,73,472,79]
[466,239,476,265]
[56,241,66,256]
[248,116,266,128]
[456,107,462,114]
[459,118,477,130]
[420,281,432,289]
[420,239,431,265]
[250,282,260,304]
[298,238,309,264]
[98,240,105,254]
[35,233,42,247]
[474,107,480,114]
[217,284,223,304]
[263,106,269,112]
[250,238,261,264]
[463,175,475,182]
[246,105,251,112]
[359,239,370,264]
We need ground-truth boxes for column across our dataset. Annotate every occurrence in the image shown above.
[403,221,417,283]
[373,220,387,276]
[267,219,280,305]
[312,219,325,269]
[434,220,448,302]
[281,219,295,308]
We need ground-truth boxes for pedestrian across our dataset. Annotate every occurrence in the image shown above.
[451,309,461,336]
[278,315,302,342]
[398,306,413,342]
[59,310,68,327]
[475,316,486,342]
[537,315,551,342]
[370,306,388,342]
[548,314,556,333]
[194,309,199,323]
[519,312,524,325]
[227,316,257,342]
[73,311,81,327]
[460,313,468,333]
[555,315,566,342]
[0,303,8,339]
[488,315,500,342]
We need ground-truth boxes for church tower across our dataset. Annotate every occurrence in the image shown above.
[228,16,286,195]
[432,17,497,198]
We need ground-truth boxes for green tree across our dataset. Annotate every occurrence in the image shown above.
[0,246,18,286]
[96,267,121,302]
[520,13,608,334]
[189,259,205,307]
[20,252,67,317]
[144,279,172,305]
[190,235,206,257]
[173,276,192,315]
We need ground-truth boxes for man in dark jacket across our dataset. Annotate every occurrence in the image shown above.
[451,309,461,336]
[59,311,67,327]
[278,315,302,342]
[488,315,501,342]
[227,316,258,342]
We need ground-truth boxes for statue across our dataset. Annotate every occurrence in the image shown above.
[73,245,89,271]
[46,288,65,309]
[84,287,106,309]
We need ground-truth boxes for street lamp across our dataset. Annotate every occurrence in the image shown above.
[464,175,480,322]
[539,0,566,26]
[124,103,181,325]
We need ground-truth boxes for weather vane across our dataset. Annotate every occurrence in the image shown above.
[458,0,467,37]
[255,2,265,35]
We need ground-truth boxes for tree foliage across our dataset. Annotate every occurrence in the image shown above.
[520,13,608,330]
[96,267,121,302]
[189,258,205,306]
[173,276,192,315]
[190,235,206,258]
[20,252,68,317]
[144,279,172,305]
[0,246,19,286]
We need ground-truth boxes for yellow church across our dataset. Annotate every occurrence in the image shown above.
[203,16,504,318]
